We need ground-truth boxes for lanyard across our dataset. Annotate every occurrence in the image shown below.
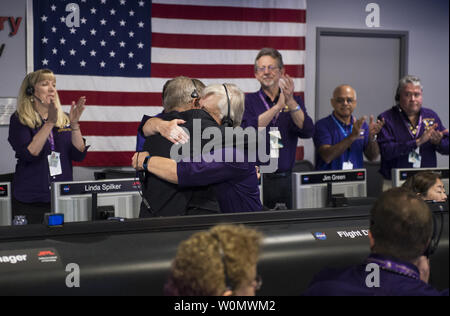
[48,130,55,151]
[398,106,423,140]
[331,114,353,138]
[365,255,420,280]
[259,90,280,126]
[331,114,354,162]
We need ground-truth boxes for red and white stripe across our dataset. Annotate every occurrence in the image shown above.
[56,0,307,166]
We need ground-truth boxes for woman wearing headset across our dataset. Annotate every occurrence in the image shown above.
[8,69,88,224]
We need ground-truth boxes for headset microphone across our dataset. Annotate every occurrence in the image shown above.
[221,84,234,127]
[423,200,447,258]
[32,94,45,105]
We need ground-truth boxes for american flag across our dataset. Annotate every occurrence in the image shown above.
[28,0,306,166]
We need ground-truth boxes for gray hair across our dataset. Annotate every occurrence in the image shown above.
[163,76,204,112]
[395,75,423,101]
[254,47,284,72]
[201,83,245,127]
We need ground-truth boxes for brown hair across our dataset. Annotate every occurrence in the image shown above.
[370,187,433,261]
[254,47,284,72]
[164,224,263,296]
[402,172,441,197]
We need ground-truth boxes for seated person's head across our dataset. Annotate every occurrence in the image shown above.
[162,76,205,112]
[402,172,447,202]
[369,187,433,262]
[164,224,263,296]
[199,83,245,127]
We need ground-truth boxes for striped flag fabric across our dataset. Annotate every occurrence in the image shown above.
[27,0,306,166]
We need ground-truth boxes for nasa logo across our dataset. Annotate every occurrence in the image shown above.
[314,232,327,241]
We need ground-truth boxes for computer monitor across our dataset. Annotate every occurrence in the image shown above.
[0,182,12,226]
[292,169,367,209]
[392,167,449,193]
[51,179,142,223]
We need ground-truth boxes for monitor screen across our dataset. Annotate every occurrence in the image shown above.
[0,182,11,226]
[392,167,449,193]
[51,179,142,222]
[292,169,367,209]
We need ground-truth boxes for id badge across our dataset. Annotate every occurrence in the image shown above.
[48,151,62,176]
[408,149,421,168]
[342,161,354,170]
[269,130,283,158]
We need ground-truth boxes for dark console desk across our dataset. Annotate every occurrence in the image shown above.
[0,203,448,296]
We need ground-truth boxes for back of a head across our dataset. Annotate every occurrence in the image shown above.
[163,76,205,112]
[201,83,245,127]
[164,224,262,296]
[370,187,433,262]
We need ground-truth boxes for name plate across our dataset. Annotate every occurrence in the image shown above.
[59,180,141,196]
[300,170,366,185]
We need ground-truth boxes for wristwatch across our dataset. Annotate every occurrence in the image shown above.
[142,155,151,171]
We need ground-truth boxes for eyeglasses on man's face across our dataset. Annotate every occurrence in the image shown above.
[256,65,280,73]
[334,97,356,104]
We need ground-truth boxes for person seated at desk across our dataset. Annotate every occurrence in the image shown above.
[377,75,449,190]
[402,171,447,202]
[314,85,384,170]
[303,187,448,296]
[132,84,262,213]
[164,224,263,296]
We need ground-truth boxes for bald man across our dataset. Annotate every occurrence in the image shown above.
[313,85,384,170]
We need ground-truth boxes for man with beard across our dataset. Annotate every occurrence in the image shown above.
[241,48,314,209]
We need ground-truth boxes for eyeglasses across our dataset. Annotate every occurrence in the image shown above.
[256,65,279,73]
[334,97,356,104]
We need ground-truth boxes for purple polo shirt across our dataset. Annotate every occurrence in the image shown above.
[8,113,88,203]
[177,148,262,213]
[303,254,448,296]
[241,89,314,172]
[377,106,449,180]
[314,114,369,170]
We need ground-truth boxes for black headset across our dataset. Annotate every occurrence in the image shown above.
[221,84,234,127]
[394,86,401,102]
[423,200,447,258]
[191,79,199,99]
[25,73,35,96]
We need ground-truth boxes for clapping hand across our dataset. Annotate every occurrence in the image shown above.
[429,128,448,146]
[69,96,86,126]
[279,74,296,110]
[47,98,58,124]
[368,115,385,139]
[350,116,366,140]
